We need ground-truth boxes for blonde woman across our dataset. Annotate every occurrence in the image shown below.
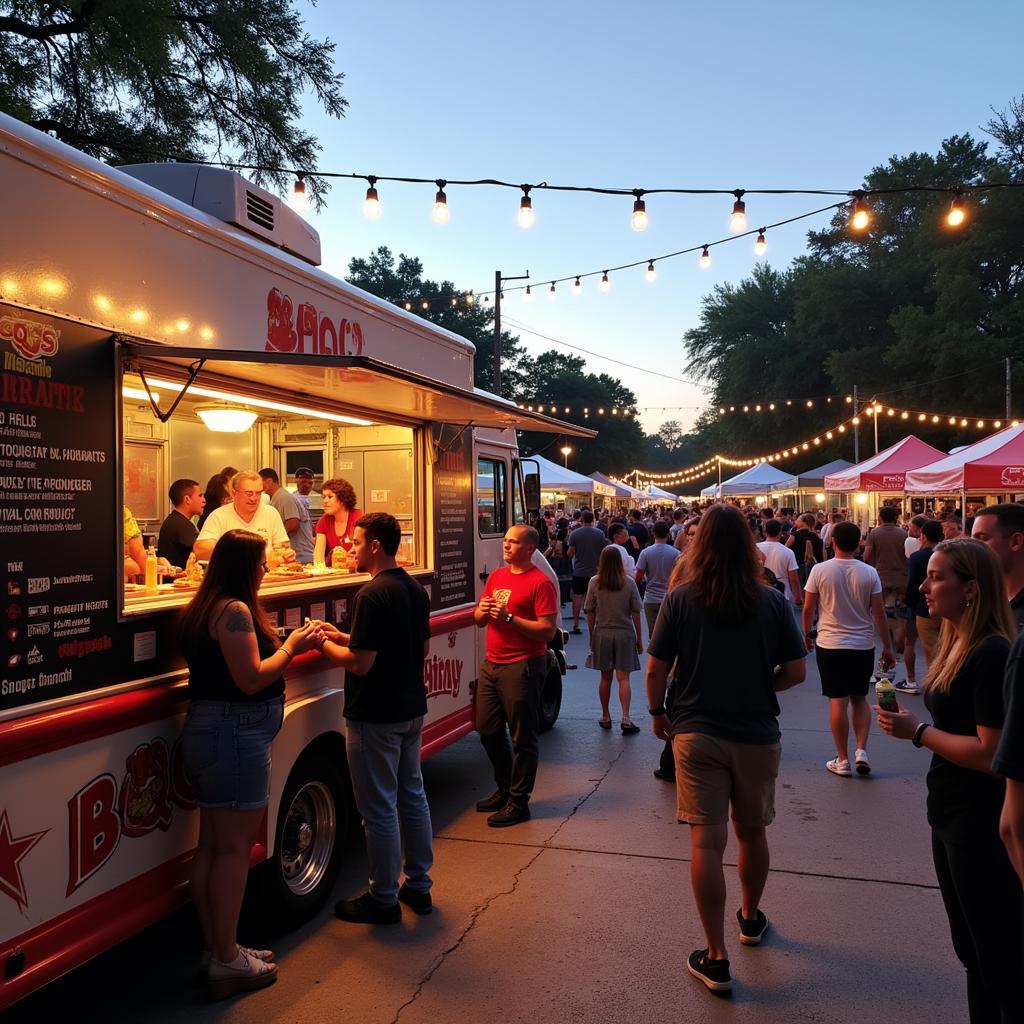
[584,545,643,733]
[876,539,1022,1023]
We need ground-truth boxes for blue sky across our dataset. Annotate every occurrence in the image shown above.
[295,0,1024,436]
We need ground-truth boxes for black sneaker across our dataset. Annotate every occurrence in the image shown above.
[397,882,433,916]
[737,907,769,946]
[334,891,401,925]
[487,802,531,828]
[475,790,509,812]
[652,768,676,783]
[686,948,732,992]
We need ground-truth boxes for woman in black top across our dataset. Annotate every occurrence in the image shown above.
[178,529,321,1000]
[877,539,1023,1023]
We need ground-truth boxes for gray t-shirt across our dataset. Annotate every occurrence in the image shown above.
[584,577,642,630]
[270,487,314,563]
[649,584,806,744]
[569,526,607,577]
[636,542,680,604]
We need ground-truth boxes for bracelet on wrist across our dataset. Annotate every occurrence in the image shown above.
[280,646,294,661]
[912,722,930,748]
[648,705,667,717]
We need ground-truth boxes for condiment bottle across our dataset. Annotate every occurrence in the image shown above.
[144,541,158,594]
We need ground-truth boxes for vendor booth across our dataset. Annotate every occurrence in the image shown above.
[527,453,617,512]
[776,459,854,511]
[700,461,791,500]
[904,422,1024,511]
[823,436,946,529]
[645,483,682,505]
[588,471,646,511]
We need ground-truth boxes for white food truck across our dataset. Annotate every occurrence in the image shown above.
[0,113,590,1007]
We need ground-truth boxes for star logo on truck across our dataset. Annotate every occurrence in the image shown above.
[0,809,48,910]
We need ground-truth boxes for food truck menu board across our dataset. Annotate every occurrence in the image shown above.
[0,306,119,712]
[431,425,474,610]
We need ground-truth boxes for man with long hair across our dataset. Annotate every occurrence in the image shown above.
[646,505,806,995]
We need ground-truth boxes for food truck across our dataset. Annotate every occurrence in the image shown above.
[0,113,591,1007]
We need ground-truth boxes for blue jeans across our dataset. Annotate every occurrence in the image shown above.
[344,716,433,906]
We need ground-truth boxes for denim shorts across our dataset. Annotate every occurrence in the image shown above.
[181,696,284,810]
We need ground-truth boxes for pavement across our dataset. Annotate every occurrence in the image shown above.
[8,613,967,1023]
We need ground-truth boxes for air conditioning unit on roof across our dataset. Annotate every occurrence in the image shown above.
[118,163,321,266]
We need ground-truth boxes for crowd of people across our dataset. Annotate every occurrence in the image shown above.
[170,486,1024,1019]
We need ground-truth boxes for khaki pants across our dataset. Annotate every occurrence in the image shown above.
[917,615,940,668]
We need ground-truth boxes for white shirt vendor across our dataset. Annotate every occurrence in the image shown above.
[196,502,289,552]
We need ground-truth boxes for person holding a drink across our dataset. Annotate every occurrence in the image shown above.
[313,478,362,569]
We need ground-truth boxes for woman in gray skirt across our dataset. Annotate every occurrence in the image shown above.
[585,545,644,733]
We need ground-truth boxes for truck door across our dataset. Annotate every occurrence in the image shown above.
[474,446,511,596]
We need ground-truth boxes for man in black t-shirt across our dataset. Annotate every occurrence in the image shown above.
[627,509,650,554]
[157,478,204,567]
[319,513,433,924]
[995,633,1024,883]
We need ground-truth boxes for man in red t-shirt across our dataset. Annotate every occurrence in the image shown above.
[473,524,558,827]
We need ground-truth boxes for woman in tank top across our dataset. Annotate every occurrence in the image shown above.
[178,529,321,1000]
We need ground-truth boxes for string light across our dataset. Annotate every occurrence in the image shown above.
[730,190,747,232]
[850,194,871,231]
[600,271,610,292]
[523,284,533,303]
[573,277,582,296]
[754,229,767,256]
[699,245,711,269]
[946,192,966,228]
[363,176,381,219]
[518,186,535,228]
[646,260,657,282]
[465,290,475,306]
[630,190,648,231]
[432,180,450,224]
[290,174,307,211]
[548,281,557,299]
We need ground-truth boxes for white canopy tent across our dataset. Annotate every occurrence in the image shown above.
[646,484,681,503]
[525,454,617,506]
[700,462,791,499]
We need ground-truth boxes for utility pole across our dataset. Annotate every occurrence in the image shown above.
[852,384,860,463]
[1007,357,1013,422]
[492,269,529,396]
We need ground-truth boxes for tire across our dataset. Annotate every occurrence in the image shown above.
[253,748,350,927]
[539,653,562,732]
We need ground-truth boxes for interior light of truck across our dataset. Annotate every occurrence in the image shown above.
[195,405,259,432]
[122,386,160,402]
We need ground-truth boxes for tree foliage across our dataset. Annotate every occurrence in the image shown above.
[0,0,345,205]
[672,104,1024,469]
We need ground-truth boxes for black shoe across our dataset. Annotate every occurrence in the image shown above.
[652,768,676,783]
[487,802,531,828]
[686,948,732,992]
[334,891,401,924]
[397,882,433,915]
[737,907,769,946]
[621,720,640,735]
[570,626,582,635]
[475,789,509,812]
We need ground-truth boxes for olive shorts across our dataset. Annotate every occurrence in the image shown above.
[673,732,781,827]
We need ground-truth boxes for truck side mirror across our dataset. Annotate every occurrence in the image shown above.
[524,471,541,513]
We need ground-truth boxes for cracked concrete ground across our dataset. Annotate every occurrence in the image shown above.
[9,627,970,1022]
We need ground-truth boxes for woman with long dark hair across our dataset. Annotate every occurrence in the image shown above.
[178,529,321,1000]
[877,539,1023,1022]
[645,504,806,995]
[197,470,234,531]
[584,545,644,733]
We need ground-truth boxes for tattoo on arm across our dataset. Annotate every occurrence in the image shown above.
[225,606,254,633]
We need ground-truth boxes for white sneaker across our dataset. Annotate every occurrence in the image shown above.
[894,680,920,695]
[201,946,273,972]
[826,757,852,777]
[854,749,871,775]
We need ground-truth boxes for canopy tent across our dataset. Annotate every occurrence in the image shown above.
[904,423,1024,493]
[823,436,947,492]
[588,471,646,503]
[700,461,790,498]
[526,454,617,496]
[776,459,854,493]
[645,484,681,502]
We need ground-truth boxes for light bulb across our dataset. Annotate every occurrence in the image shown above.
[450,296,458,307]
[483,294,490,304]
[421,300,429,310]
[518,192,535,228]
[646,260,656,282]
[850,196,871,232]
[573,277,582,296]
[946,195,966,228]
[403,301,412,311]
[363,178,381,219]
[699,245,711,269]
[548,281,557,299]
[600,271,610,292]
[631,191,648,231]
[523,285,532,303]
[730,192,747,232]
[290,175,308,211]
[754,230,767,256]
[465,291,475,306]
[432,182,449,224]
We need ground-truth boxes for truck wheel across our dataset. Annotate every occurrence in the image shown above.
[539,655,562,732]
[256,749,349,926]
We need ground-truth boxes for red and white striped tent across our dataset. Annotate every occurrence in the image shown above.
[904,422,1024,493]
